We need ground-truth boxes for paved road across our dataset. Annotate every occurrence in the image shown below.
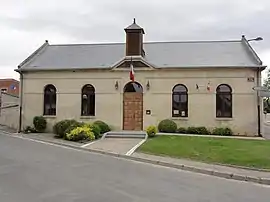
[0,133,269,202]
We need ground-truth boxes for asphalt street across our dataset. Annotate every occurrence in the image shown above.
[0,133,269,202]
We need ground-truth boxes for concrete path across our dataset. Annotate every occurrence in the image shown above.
[0,133,270,202]
[84,138,143,155]
[133,152,270,181]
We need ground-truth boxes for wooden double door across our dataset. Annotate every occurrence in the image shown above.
[123,92,143,130]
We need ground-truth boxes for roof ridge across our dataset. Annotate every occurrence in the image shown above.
[48,39,241,47]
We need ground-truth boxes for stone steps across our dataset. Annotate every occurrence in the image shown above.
[104,131,147,139]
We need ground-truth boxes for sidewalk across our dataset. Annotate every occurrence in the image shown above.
[132,152,270,184]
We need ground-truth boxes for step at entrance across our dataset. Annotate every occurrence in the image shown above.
[104,131,147,139]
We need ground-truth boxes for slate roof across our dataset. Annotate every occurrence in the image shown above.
[17,37,265,71]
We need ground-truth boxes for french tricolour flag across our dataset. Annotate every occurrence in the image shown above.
[129,62,135,81]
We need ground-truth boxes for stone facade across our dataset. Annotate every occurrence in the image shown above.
[21,67,260,136]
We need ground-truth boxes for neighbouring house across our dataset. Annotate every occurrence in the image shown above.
[15,19,266,136]
[0,78,19,96]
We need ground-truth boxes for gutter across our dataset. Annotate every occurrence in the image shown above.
[15,69,23,133]
[256,68,262,137]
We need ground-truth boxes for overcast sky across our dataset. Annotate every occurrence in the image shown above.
[1,0,269,80]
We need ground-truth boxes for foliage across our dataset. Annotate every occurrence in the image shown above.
[263,68,270,113]
[146,125,157,138]
[157,119,177,133]
[195,127,210,135]
[263,68,270,90]
[176,127,187,134]
[33,116,47,132]
[186,126,210,135]
[66,126,95,142]
[63,121,84,139]
[53,119,81,138]
[211,127,233,136]
[84,123,101,139]
[23,126,37,134]
[93,120,111,134]
[186,126,198,134]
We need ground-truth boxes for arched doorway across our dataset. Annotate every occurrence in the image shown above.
[123,82,143,130]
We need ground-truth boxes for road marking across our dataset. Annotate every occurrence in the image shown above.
[81,140,99,148]
[126,138,147,156]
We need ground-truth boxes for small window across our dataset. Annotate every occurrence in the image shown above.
[43,84,57,116]
[172,84,188,117]
[81,84,95,116]
[216,84,232,118]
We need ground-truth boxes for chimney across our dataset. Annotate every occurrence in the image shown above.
[124,18,145,56]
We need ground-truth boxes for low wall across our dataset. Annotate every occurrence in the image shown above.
[0,92,19,130]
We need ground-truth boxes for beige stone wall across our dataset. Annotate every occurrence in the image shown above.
[21,67,259,135]
[0,93,19,130]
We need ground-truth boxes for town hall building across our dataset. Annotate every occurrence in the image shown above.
[15,19,266,136]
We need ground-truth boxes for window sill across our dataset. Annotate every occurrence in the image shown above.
[80,116,96,119]
[43,115,56,118]
[215,117,233,121]
[172,117,189,120]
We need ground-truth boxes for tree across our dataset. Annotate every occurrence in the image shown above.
[263,68,270,113]
[263,68,270,89]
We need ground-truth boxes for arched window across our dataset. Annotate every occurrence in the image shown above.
[81,84,95,116]
[44,84,57,116]
[216,84,232,118]
[172,84,188,117]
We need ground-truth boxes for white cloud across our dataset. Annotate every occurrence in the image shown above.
[0,0,269,79]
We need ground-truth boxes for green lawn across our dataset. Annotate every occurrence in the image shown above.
[138,135,270,169]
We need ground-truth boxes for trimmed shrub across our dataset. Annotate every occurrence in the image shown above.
[63,121,84,139]
[212,127,233,136]
[186,126,198,134]
[146,125,157,138]
[85,123,101,139]
[66,126,95,142]
[196,127,210,135]
[53,119,81,138]
[176,127,187,134]
[186,126,210,135]
[93,120,111,134]
[33,116,47,132]
[158,119,177,133]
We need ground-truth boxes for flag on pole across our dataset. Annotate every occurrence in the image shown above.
[129,60,135,82]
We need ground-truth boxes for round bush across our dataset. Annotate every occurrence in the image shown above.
[146,125,157,138]
[33,116,47,132]
[93,120,111,134]
[186,126,198,134]
[53,119,81,138]
[158,119,177,133]
[176,127,187,134]
[212,127,233,136]
[85,123,101,139]
[195,127,210,135]
[66,126,95,142]
[63,121,84,139]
